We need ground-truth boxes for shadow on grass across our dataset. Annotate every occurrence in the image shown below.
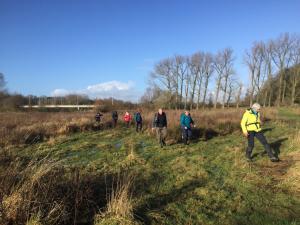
[134,178,206,225]
[261,127,275,134]
[251,137,288,159]
[270,137,288,158]
[192,128,219,141]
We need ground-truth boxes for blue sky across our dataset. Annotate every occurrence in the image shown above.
[0,0,299,101]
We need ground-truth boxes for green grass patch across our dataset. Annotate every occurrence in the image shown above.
[3,121,300,225]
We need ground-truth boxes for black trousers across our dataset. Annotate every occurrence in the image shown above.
[181,126,192,144]
[112,119,118,128]
[247,131,274,158]
[136,122,142,132]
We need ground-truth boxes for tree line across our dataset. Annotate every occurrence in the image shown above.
[0,74,135,111]
[142,32,300,109]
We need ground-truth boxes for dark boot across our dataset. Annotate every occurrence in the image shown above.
[160,138,163,148]
[183,138,188,145]
[246,147,252,161]
[270,157,279,162]
[265,144,279,162]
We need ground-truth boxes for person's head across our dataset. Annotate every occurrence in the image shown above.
[251,103,261,113]
[125,111,129,115]
[184,110,190,116]
[158,108,163,115]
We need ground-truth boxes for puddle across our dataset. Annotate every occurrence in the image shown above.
[115,141,123,149]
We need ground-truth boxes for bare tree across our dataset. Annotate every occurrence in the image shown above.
[244,42,264,106]
[189,52,204,109]
[213,50,226,108]
[174,55,188,108]
[271,33,294,106]
[213,48,235,108]
[184,57,191,109]
[235,81,243,108]
[290,37,300,105]
[262,41,274,107]
[196,70,204,110]
[202,53,214,107]
[150,58,174,109]
[221,48,235,108]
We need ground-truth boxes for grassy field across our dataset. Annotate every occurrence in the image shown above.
[0,108,300,225]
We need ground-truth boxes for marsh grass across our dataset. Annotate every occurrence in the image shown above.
[0,107,299,225]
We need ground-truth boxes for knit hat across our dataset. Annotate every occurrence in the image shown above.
[252,103,261,110]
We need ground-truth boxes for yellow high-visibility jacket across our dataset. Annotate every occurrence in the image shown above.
[241,109,262,133]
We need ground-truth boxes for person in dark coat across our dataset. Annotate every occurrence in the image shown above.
[134,110,143,132]
[152,108,167,148]
[95,112,103,123]
[180,110,195,145]
[112,111,118,128]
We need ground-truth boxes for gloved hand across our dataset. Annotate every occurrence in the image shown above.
[184,126,187,130]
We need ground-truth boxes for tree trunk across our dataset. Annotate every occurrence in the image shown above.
[236,86,242,108]
[214,77,221,109]
[184,79,189,110]
[179,80,183,109]
[291,81,296,106]
[277,71,283,107]
[222,77,228,109]
[190,75,198,110]
[202,76,209,108]
[196,76,203,110]
[263,90,268,107]
[268,90,272,107]
[282,78,287,104]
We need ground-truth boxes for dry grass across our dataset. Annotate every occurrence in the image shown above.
[25,213,42,225]
[0,107,279,148]
[0,111,108,147]
[94,173,139,225]
[0,154,67,224]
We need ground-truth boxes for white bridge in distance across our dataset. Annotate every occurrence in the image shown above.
[22,105,96,109]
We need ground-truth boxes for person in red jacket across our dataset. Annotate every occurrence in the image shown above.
[123,111,132,128]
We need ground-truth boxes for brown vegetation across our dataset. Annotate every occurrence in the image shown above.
[0,108,278,148]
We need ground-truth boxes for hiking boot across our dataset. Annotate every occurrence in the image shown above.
[246,154,252,162]
[246,157,253,162]
[160,140,164,148]
[270,157,279,162]
[183,138,188,145]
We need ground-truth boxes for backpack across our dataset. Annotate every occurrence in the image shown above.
[112,111,118,119]
[135,112,142,122]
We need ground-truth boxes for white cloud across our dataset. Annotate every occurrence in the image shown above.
[87,81,134,92]
[51,89,71,96]
[51,80,141,102]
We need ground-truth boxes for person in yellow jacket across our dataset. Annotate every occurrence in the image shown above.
[241,103,279,162]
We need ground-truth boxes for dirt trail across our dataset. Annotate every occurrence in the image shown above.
[258,152,300,195]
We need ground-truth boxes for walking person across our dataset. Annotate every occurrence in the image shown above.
[134,110,143,132]
[123,111,132,128]
[152,108,167,148]
[112,110,118,128]
[180,110,195,145]
[241,103,279,162]
[95,112,103,123]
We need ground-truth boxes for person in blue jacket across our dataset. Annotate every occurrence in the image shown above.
[180,110,195,145]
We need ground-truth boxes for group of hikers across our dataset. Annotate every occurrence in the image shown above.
[95,102,280,163]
